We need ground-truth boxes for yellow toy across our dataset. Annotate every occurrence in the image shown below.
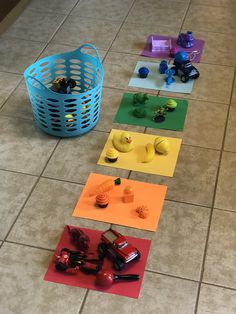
[154,137,170,155]
[142,143,155,163]
[112,132,134,153]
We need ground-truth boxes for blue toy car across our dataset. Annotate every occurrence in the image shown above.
[171,54,200,83]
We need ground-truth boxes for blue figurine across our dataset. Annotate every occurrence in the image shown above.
[165,68,175,86]
[159,60,168,74]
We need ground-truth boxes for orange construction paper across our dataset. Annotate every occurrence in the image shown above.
[73,173,167,231]
[97,129,182,177]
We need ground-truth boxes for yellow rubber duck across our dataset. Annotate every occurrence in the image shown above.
[112,132,134,153]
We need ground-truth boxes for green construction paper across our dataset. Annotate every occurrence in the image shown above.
[114,93,188,131]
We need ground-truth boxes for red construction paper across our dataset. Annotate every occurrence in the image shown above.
[44,225,151,298]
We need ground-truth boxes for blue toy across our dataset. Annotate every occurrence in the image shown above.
[138,67,149,78]
[159,60,168,74]
[165,69,175,86]
[174,51,187,62]
[177,31,194,48]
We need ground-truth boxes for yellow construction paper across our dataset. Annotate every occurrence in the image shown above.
[97,129,182,177]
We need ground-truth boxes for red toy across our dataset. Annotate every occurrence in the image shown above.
[95,270,139,288]
[98,228,141,271]
[67,226,90,252]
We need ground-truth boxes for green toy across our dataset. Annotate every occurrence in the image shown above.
[133,107,147,118]
[133,93,149,105]
[165,99,177,111]
[153,106,167,123]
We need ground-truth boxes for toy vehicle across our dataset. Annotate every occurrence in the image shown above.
[98,228,141,271]
[171,59,199,83]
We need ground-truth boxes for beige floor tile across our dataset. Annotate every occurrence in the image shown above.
[111,22,177,55]
[215,152,236,211]
[43,130,129,183]
[114,201,210,280]
[192,0,236,7]
[0,72,22,108]
[183,5,236,34]
[224,106,236,152]
[52,16,121,50]
[182,30,236,66]
[126,0,188,29]
[26,0,78,14]
[0,242,86,314]
[146,99,227,150]
[8,178,109,249]
[71,0,134,21]
[103,51,160,93]
[4,10,66,43]
[0,37,45,74]
[231,78,236,105]
[0,82,33,120]
[203,209,236,289]
[160,63,234,104]
[82,272,198,314]
[94,87,145,133]
[0,116,58,175]
[130,145,220,207]
[0,171,37,240]
[198,284,236,314]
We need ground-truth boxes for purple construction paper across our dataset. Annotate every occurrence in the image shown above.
[141,34,205,63]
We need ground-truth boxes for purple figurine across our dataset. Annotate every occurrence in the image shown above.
[177,31,194,48]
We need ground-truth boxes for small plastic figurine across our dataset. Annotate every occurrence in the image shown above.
[67,226,90,252]
[112,132,134,152]
[136,205,149,219]
[165,99,177,111]
[138,67,149,78]
[89,177,121,196]
[177,31,194,48]
[153,106,167,123]
[123,186,134,203]
[133,107,147,118]
[165,68,175,86]
[171,51,200,83]
[159,60,168,74]
[133,92,149,105]
[96,193,109,208]
[154,137,170,155]
[142,143,155,163]
[106,148,119,163]
[51,77,76,94]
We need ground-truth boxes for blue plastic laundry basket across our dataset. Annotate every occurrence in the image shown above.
[24,44,104,137]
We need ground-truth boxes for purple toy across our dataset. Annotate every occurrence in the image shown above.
[177,31,194,48]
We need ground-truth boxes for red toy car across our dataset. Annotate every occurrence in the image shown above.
[98,229,141,271]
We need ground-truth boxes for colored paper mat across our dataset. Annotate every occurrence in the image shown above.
[141,34,205,63]
[128,61,194,94]
[97,129,182,177]
[114,93,188,131]
[73,173,167,231]
[44,225,151,299]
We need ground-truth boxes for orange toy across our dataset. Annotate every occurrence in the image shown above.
[136,205,149,219]
[90,178,121,196]
[123,186,134,203]
[96,193,109,208]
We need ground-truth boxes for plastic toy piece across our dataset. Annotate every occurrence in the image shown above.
[154,137,170,155]
[89,177,121,196]
[177,31,194,48]
[123,186,134,203]
[165,99,177,111]
[96,193,109,208]
[151,37,171,52]
[153,106,167,123]
[136,205,149,219]
[112,132,134,152]
[67,226,90,252]
[159,60,168,74]
[106,148,119,163]
[138,67,149,78]
[171,52,200,83]
[133,107,147,118]
[142,143,155,163]
[133,93,149,105]
[165,68,175,86]
[51,77,76,94]
[95,270,139,288]
[97,228,141,271]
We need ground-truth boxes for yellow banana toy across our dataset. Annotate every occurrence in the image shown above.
[142,143,155,163]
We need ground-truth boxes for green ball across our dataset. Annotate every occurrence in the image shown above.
[166,99,177,111]
[133,108,147,118]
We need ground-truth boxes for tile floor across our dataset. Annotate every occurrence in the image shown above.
[0,0,236,313]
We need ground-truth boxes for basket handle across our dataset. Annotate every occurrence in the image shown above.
[76,44,102,64]
[26,75,47,90]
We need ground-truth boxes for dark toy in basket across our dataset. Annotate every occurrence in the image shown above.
[51,77,76,94]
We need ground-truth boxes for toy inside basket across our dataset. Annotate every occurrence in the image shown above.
[24,44,104,137]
